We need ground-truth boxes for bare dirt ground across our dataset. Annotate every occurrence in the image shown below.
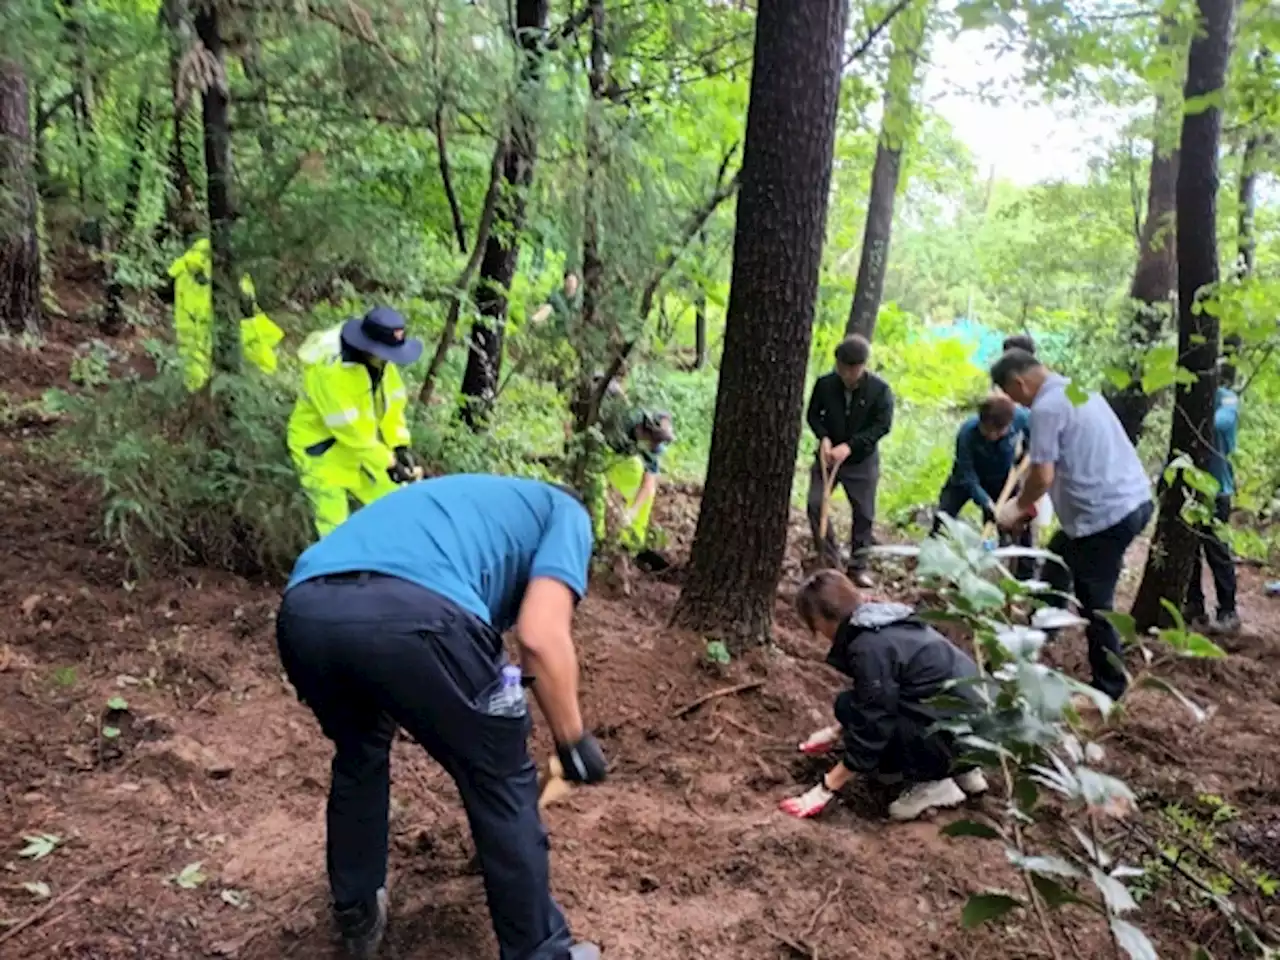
[2,318,1280,960]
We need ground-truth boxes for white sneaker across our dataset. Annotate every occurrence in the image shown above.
[888,778,966,821]
[955,769,989,796]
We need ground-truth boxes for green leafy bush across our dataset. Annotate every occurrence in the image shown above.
[868,520,1267,958]
[48,343,313,579]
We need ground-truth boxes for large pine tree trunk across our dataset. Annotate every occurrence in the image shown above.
[1131,0,1235,631]
[194,1,240,377]
[458,0,548,429]
[0,60,41,336]
[673,0,847,645]
[845,2,928,339]
[1105,100,1179,443]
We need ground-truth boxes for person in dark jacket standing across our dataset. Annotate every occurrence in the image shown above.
[276,475,606,960]
[778,571,989,822]
[1186,367,1241,636]
[805,335,894,588]
[934,393,1030,532]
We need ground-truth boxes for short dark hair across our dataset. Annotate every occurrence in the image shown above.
[990,348,1041,389]
[834,334,870,367]
[977,394,1016,430]
[1002,334,1036,355]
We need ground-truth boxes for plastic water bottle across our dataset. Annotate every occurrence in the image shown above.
[486,665,527,718]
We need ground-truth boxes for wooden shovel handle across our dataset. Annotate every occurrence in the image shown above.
[817,455,839,542]
[984,456,1031,540]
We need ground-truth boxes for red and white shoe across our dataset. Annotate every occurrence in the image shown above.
[779,783,835,819]
[798,725,842,756]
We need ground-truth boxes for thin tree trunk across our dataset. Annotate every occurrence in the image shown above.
[163,0,199,243]
[1105,92,1180,443]
[1131,0,1235,631]
[194,1,240,378]
[0,59,41,335]
[1237,134,1260,278]
[418,139,507,408]
[458,0,548,429]
[102,89,154,335]
[694,289,708,369]
[673,0,847,645]
[845,0,928,339]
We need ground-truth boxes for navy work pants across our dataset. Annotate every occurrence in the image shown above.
[276,573,573,960]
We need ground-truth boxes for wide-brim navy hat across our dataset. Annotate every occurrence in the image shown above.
[341,306,424,365]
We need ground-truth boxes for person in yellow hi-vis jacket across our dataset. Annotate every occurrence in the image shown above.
[288,307,424,537]
[592,374,675,569]
[163,238,284,391]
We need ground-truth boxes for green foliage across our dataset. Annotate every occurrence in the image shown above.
[874,518,1232,958]
[48,346,313,579]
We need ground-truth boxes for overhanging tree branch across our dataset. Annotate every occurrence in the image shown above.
[844,0,917,66]
[590,148,742,418]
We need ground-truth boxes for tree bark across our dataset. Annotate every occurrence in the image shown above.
[163,0,200,244]
[1104,95,1179,443]
[102,89,154,335]
[458,0,548,429]
[0,59,41,336]
[694,289,708,369]
[845,1,928,339]
[1131,0,1235,632]
[673,0,847,645]
[1237,133,1259,278]
[194,1,240,377]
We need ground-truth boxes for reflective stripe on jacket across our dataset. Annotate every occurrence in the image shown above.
[287,349,410,487]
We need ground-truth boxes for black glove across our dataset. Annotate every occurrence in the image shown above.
[387,447,420,484]
[394,446,418,472]
[556,733,608,784]
[981,502,997,526]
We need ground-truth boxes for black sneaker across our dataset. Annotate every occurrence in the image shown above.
[570,943,602,960]
[335,887,388,959]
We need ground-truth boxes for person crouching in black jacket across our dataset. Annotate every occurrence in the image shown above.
[779,570,989,822]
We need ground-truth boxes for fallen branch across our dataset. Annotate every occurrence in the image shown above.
[802,879,844,941]
[765,925,815,959]
[0,850,144,947]
[671,680,764,719]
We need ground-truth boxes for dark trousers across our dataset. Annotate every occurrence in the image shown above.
[807,458,877,570]
[1186,494,1237,618]
[932,484,1034,579]
[1044,501,1153,700]
[834,692,960,783]
[276,574,573,960]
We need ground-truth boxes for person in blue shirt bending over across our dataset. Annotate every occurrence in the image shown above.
[933,394,1031,547]
[276,475,607,960]
[1186,365,1241,636]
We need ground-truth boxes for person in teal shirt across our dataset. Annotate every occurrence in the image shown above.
[278,476,606,960]
[1187,377,1240,635]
